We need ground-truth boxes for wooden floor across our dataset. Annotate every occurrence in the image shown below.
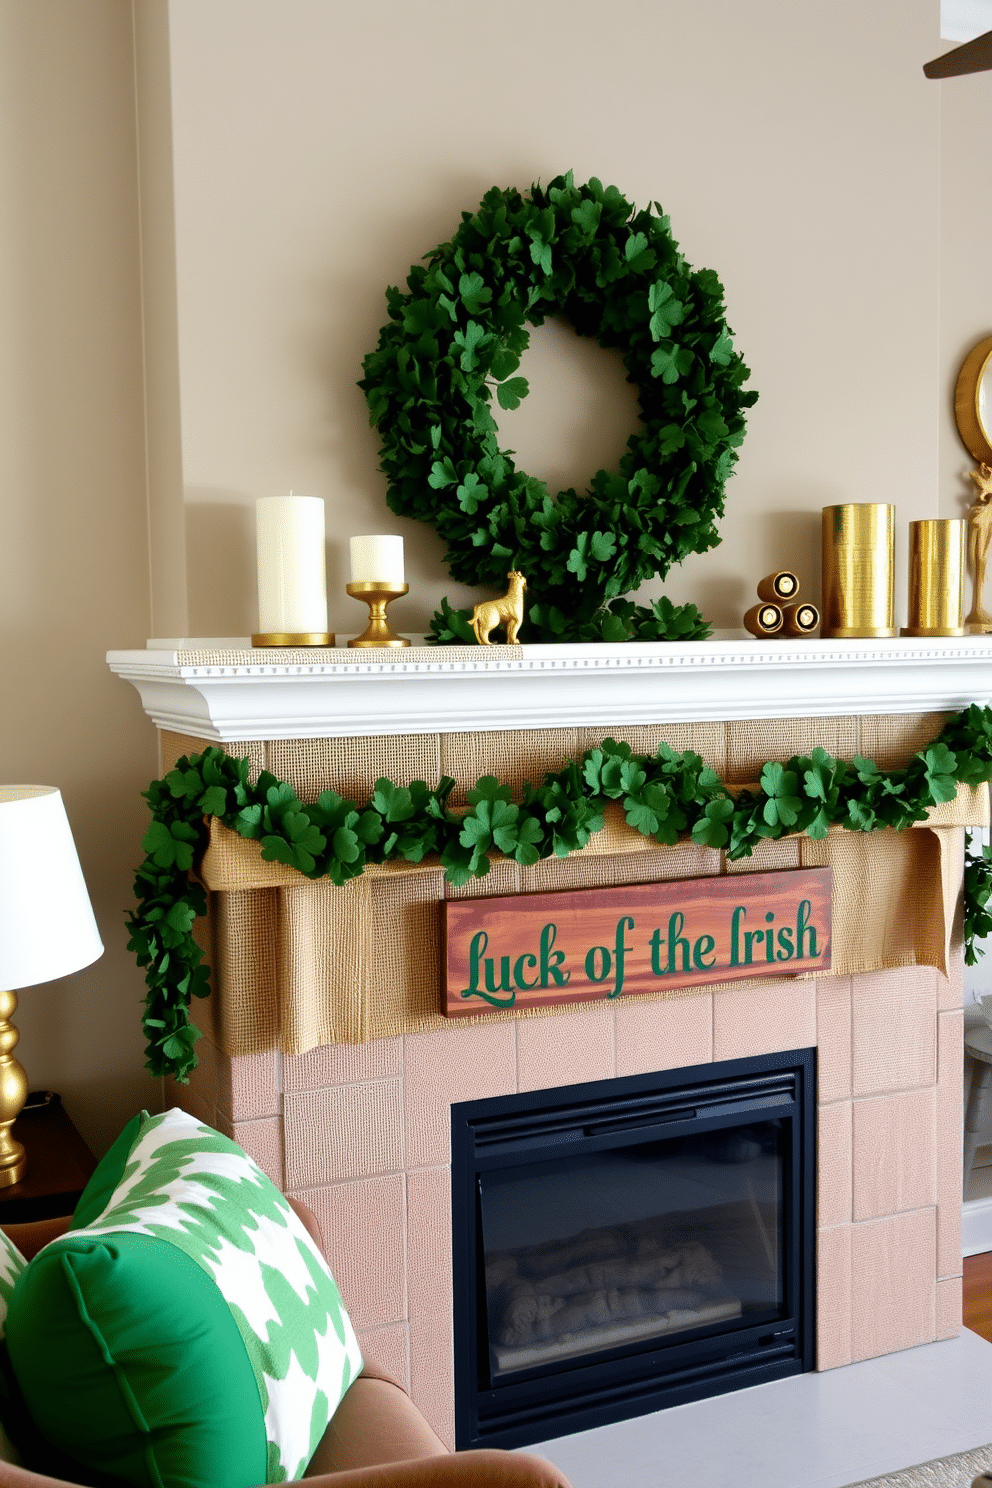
[964,1251,992,1343]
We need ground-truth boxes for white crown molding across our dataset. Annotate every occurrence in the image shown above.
[106,636,992,742]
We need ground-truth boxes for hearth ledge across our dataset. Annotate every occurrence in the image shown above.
[106,635,992,742]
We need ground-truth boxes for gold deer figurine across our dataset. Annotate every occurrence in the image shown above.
[966,462,992,633]
[471,571,527,645]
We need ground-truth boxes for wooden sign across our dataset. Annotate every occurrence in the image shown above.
[443,867,832,1017]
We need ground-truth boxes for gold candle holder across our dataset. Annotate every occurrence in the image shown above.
[346,581,411,647]
[821,503,896,638]
[782,601,819,636]
[900,519,966,637]
[743,601,784,636]
[252,631,335,647]
[756,571,799,604]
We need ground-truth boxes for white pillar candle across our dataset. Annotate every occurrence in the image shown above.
[256,495,328,634]
[350,534,405,586]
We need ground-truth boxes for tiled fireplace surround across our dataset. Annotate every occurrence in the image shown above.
[107,638,992,1452]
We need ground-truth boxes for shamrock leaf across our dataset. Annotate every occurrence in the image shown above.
[371,778,416,822]
[455,472,488,514]
[459,271,492,315]
[760,762,802,828]
[453,321,491,371]
[496,376,529,411]
[691,796,735,848]
[142,818,200,872]
[651,343,694,384]
[921,743,958,804]
[648,282,685,341]
[428,457,458,490]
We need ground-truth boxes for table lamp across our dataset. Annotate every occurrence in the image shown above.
[0,787,103,1186]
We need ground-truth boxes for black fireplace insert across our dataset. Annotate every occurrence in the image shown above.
[451,1048,816,1449]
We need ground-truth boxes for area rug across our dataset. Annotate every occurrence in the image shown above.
[845,1446,992,1488]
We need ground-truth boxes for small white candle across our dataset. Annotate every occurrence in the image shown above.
[350,534,405,585]
[256,495,328,634]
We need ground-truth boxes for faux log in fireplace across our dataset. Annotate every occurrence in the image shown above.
[451,1048,816,1449]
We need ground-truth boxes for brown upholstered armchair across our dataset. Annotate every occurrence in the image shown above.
[0,1205,572,1488]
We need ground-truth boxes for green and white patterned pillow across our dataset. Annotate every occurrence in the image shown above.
[0,1225,26,1464]
[5,1108,362,1488]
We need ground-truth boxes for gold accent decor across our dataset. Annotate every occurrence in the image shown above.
[821,503,896,638]
[743,602,783,636]
[471,570,528,645]
[0,991,27,1187]
[901,519,966,637]
[782,602,820,636]
[756,571,799,603]
[965,466,992,633]
[346,582,411,648]
[954,336,992,466]
[251,632,335,648]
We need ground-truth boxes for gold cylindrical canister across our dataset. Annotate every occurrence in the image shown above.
[743,602,784,636]
[756,571,800,603]
[901,519,966,637]
[821,503,896,637]
[781,601,819,636]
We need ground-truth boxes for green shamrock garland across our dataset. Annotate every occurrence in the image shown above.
[129,706,992,1082]
[359,172,758,644]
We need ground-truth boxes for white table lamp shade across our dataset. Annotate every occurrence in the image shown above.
[0,787,103,993]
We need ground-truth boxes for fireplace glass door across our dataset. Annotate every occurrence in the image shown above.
[451,1049,815,1449]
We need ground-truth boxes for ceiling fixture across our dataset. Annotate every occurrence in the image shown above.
[924,28,992,75]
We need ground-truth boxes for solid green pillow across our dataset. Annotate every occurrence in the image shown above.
[5,1108,363,1488]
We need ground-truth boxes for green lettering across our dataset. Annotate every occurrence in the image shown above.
[730,906,746,966]
[611,916,635,998]
[764,911,776,963]
[744,929,762,965]
[540,922,570,986]
[485,956,513,994]
[776,926,795,960]
[513,952,538,990]
[649,927,665,976]
[693,933,716,970]
[460,931,516,1007]
[585,945,611,983]
[666,911,690,974]
[796,899,819,959]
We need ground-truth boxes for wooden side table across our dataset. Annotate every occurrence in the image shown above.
[0,1092,96,1223]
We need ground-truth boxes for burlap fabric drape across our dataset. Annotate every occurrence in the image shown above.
[160,713,989,1057]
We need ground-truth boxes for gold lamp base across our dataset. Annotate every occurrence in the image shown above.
[0,991,28,1187]
[346,582,411,647]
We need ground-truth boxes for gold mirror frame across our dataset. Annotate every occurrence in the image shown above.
[954,335,992,463]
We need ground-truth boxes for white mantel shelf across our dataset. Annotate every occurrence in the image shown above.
[106,636,992,742]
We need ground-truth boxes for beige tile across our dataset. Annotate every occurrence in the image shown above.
[817,976,852,1103]
[407,1167,455,1449]
[284,1081,403,1187]
[217,1049,280,1121]
[517,1003,615,1092]
[225,1116,284,1188]
[284,1038,402,1092]
[939,947,964,1011]
[851,967,937,1096]
[852,1089,936,1221]
[294,1175,406,1329]
[937,1009,964,1277]
[725,717,857,786]
[850,1208,937,1361]
[355,1323,410,1391]
[403,1023,516,1169]
[935,1275,962,1341]
[616,991,713,1077]
[712,978,816,1063]
[818,1102,852,1228]
[816,1225,852,1369]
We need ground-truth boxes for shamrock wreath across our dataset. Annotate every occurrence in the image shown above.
[359,172,757,644]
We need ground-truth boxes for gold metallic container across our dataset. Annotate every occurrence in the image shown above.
[782,601,819,636]
[900,519,966,637]
[821,503,896,638]
[743,601,783,636]
[756,571,799,604]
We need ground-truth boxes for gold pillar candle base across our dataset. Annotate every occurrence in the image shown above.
[967,619,992,634]
[346,582,411,647]
[782,602,820,636]
[820,625,899,639]
[901,625,967,637]
[0,991,28,1188]
[252,632,336,647]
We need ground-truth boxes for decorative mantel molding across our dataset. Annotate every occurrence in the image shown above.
[107,635,992,742]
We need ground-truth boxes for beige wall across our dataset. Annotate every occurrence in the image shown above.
[166,0,941,635]
[0,2,160,1154]
[1,0,988,1155]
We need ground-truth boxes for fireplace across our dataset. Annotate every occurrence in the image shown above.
[451,1050,816,1448]
[106,639,986,1448]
